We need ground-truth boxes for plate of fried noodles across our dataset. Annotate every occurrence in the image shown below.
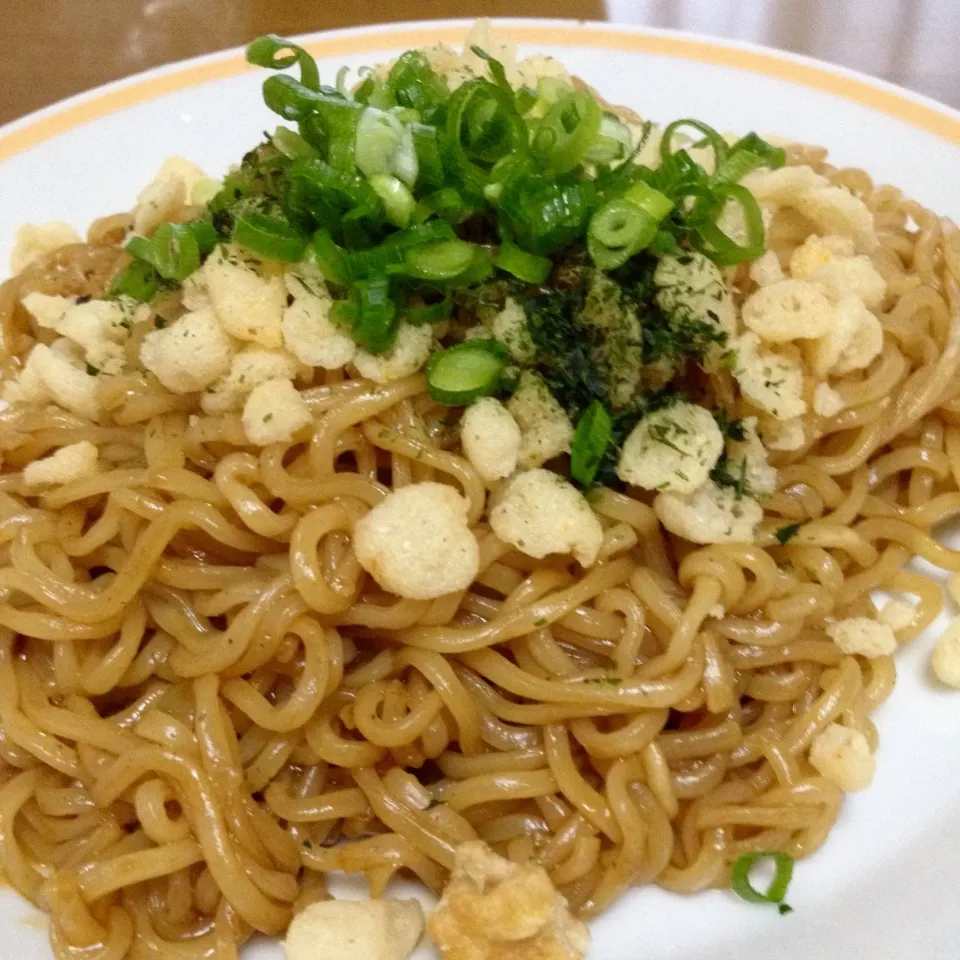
[1,16,960,960]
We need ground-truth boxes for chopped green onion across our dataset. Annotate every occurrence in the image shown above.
[402,293,453,326]
[271,125,318,159]
[353,70,396,110]
[514,85,537,116]
[355,107,418,186]
[730,852,795,911]
[660,118,727,168]
[312,229,351,286]
[260,77,364,173]
[589,199,653,249]
[533,90,603,175]
[388,51,450,121]
[450,250,494,287]
[125,235,156,266]
[108,260,160,303]
[527,76,572,119]
[414,187,469,224]
[587,184,671,270]
[713,149,766,185]
[123,218,214,281]
[263,74,336,121]
[495,241,552,284]
[286,158,380,219]
[350,276,398,352]
[571,400,613,486]
[260,74,326,121]
[650,147,709,196]
[391,107,421,125]
[715,132,786,183]
[234,212,307,262]
[585,114,632,165]
[341,222,456,279]
[426,340,507,405]
[693,182,765,265]
[344,243,407,280]
[498,174,594,256]
[247,34,321,91]
[404,240,479,281]
[385,220,458,248]
[444,79,529,200]
[151,223,200,281]
[470,46,514,98]
[368,174,415,228]
[622,181,674,221]
[188,218,217,257]
[409,123,445,191]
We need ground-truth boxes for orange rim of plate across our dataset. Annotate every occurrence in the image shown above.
[2,22,959,164]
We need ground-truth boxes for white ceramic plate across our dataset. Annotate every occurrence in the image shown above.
[2,17,960,960]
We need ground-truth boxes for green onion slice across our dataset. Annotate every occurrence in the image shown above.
[426,340,507,405]
[444,79,528,200]
[350,276,398,353]
[622,181,674,221]
[730,852,795,910]
[402,293,453,326]
[533,90,603,175]
[587,198,656,270]
[470,46,514,98]
[693,183,765,265]
[271,125,318,159]
[108,260,160,303]
[495,241,552,284]
[356,107,413,183]
[368,174,415,228]
[715,132,786,183]
[571,400,613,486]
[660,118,727,168]
[404,240,478,281]
[188,218,217,257]
[409,123,445,191]
[498,174,594,257]
[312,229,351,286]
[124,235,157,266]
[388,51,450,120]
[234,213,307,263]
[151,223,200,281]
[247,34,321,91]
[414,187,469,225]
[585,113,632,165]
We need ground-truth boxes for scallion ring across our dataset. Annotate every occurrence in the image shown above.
[151,223,200,281]
[108,260,161,303]
[693,182,765,265]
[233,213,307,263]
[426,340,507,405]
[355,107,418,186]
[730,852,795,912]
[660,118,727,167]
[404,239,479,281]
[533,89,603,175]
[246,34,321,91]
[350,276,398,353]
[271,126,318,159]
[495,241,552,284]
[368,174,415,228]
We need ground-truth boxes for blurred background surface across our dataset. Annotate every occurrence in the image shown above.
[3,0,959,125]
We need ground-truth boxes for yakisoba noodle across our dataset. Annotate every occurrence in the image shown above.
[1,37,960,960]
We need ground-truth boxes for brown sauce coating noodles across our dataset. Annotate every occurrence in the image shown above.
[0,160,958,960]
